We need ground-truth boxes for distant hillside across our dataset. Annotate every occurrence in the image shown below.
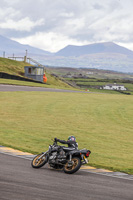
[55,42,133,57]
[40,42,133,73]
[1,35,133,73]
[0,35,51,57]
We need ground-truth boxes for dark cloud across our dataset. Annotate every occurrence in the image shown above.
[93,3,104,10]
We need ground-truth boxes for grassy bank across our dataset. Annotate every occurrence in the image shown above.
[0,91,133,174]
[0,57,31,74]
[0,57,72,89]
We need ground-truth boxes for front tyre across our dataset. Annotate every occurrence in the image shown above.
[31,153,48,168]
[63,157,81,174]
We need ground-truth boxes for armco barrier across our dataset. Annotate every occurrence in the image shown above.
[0,72,45,84]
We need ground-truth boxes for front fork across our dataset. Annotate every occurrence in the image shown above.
[37,151,48,160]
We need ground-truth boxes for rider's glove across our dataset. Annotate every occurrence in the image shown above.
[54,138,58,142]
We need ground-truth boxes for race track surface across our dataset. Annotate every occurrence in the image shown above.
[0,153,132,200]
[0,84,89,93]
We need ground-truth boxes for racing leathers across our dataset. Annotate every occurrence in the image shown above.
[55,138,78,149]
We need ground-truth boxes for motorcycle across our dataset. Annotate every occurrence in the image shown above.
[31,139,91,174]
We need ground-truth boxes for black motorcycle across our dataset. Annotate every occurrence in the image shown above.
[31,139,91,174]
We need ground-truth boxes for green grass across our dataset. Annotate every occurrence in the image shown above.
[65,77,133,94]
[0,57,31,74]
[0,91,133,174]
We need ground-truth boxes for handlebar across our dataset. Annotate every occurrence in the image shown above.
[51,138,57,145]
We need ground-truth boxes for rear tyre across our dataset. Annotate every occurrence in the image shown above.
[31,153,48,168]
[63,157,81,174]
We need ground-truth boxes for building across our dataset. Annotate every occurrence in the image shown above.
[24,66,44,82]
[100,83,127,91]
[86,72,94,75]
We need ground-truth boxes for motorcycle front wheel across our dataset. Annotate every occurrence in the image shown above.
[63,157,81,174]
[31,153,48,168]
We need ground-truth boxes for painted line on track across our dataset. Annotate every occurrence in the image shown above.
[0,146,133,180]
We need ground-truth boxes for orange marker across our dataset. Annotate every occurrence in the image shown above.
[43,74,47,83]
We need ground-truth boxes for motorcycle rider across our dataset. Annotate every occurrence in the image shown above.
[54,136,78,165]
[54,136,78,149]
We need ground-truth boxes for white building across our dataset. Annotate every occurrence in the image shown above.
[86,72,94,75]
[100,83,127,91]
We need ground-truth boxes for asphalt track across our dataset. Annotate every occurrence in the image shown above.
[0,153,133,200]
[0,84,89,93]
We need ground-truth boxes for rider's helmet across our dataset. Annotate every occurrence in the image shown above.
[68,136,76,142]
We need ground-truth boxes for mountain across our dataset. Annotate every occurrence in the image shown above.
[45,42,132,73]
[55,42,133,57]
[0,35,51,57]
[0,35,133,73]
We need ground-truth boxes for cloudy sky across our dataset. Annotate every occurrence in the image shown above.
[0,0,133,52]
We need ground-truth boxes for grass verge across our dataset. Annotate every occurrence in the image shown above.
[0,78,73,89]
[0,91,133,174]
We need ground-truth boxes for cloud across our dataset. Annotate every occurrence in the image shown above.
[59,12,74,18]
[1,0,133,51]
[0,17,44,31]
[4,0,20,4]
[0,7,20,20]
[12,32,88,52]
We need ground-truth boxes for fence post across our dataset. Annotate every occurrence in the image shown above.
[3,51,5,58]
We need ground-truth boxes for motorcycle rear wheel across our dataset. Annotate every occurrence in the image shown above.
[31,153,48,168]
[63,157,81,174]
